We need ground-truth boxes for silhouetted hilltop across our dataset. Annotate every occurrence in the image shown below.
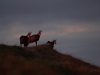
[0,44,100,75]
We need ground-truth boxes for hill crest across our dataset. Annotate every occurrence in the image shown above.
[0,44,100,75]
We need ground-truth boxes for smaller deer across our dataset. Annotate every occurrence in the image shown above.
[19,32,32,48]
[46,39,57,49]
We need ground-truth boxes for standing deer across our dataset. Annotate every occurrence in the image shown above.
[28,30,42,46]
[20,32,31,48]
[46,39,57,49]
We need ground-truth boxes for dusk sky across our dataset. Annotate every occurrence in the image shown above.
[0,0,100,66]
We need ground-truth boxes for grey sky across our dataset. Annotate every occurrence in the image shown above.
[0,0,100,66]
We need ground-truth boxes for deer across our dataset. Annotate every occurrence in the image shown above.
[28,30,42,46]
[19,32,31,48]
[46,39,57,49]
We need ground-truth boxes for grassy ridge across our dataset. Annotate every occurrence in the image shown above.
[0,44,100,75]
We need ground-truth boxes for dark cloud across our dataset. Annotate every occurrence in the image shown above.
[0,0,100,24]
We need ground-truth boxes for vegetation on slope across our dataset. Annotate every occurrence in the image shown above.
[0,44,100,75]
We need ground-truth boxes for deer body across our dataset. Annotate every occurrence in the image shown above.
[19,32,31,48]
[28,30,42,46]
[20,35,28,47]
[47,40,57,49]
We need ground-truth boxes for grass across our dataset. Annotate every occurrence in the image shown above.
[0,44,100,75]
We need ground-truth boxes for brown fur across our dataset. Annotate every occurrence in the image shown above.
[28,30,42,46]
[19,32,32,48]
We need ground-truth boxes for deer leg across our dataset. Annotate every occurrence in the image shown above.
[35,41,37,46]
[20,44,22,47]
[24,44,26,48]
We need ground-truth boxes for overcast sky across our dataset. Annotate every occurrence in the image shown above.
[0,0,100,66]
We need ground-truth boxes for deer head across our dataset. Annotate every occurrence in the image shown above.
[27,32,32,38]
[53,39,57,44]
[38,30,42,35]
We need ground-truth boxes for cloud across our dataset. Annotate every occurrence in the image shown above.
[58,25,88,34]
[0,0,100,24]
[42,20,100,36]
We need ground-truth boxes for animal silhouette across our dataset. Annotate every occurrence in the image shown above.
[47,39,57,49]
[19,32,31,47]
[28,30,42,46]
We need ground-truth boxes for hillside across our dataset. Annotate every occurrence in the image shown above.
[0,44,100,75]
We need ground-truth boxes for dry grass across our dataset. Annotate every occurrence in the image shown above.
[0,44,100,75]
